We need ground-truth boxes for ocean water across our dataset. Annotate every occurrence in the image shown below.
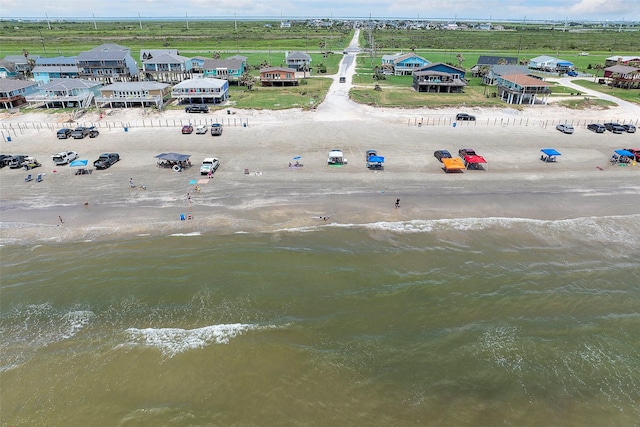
[1,216,640,426]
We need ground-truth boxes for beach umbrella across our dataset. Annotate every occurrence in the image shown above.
[69,159,88,167]
[69,159,89,175]
[293,156,302,160]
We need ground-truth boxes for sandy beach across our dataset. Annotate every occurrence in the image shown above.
[1,76,639,244]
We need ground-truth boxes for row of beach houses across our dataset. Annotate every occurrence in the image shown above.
[1,41,639,109]
[0,43,313,109]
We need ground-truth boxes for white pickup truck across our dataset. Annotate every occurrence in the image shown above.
[52,151,79,165]
[200,157,220,175]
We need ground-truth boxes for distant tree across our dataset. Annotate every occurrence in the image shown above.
[410,45,417,52]
[497,58,508,65]
[478,65,491,77]
[212,52,221,59]
[456,53,465,68]
[239,72,256,91]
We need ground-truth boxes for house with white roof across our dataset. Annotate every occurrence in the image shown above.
[25,78,102,108]
[95,81,170,108]
[171,77,229,105]
[528,56,574,73]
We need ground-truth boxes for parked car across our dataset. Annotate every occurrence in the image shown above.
[622,124,636,133]
[458,148,477,158]
[567,71,578,77]
[8,155,27,169]
[199,157,220,175]
[456,113,476,121]
[556,124,574,134]
[195,125,208,134]
[339,77,346,83]
[71,127,90,139]
[93,153,120,169]
[22,156,42,170]
[185,104,209,113]
[434,150,452,162]
[182,125,194,134]
[0,154,12,168]
[604,122,625,134]
[624,148,640,162]
[88,126,100,138]
[210,123,223,136]
[57,128,72,139]
[52,151,78,165]
[587,123,606,133]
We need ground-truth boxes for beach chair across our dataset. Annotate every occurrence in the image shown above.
[24,174,33,182]
[36,174,43,182]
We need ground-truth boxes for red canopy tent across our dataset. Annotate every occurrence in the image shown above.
[464,155,487,170]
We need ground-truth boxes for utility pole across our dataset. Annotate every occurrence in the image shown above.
[138,12,142,30]
[45,13,51,30]
[92,13,97,30]
[38,29,46,53]
[185,12,189,31]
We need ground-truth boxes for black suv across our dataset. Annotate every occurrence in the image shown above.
[185,104,209,113]
[88,126,100,138]
[604,122,625,134]
[456,113,476,121]
[587,123,606,133]
[57,128,72,139]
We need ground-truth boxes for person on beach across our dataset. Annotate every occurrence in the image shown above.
[58,216,64,225]
[187,193,191,204]
[129,178,135,189]
[395,198,400,209]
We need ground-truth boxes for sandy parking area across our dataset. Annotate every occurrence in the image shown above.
[1,77,639,243]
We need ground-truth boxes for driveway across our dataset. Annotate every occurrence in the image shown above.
[548,77,640,115]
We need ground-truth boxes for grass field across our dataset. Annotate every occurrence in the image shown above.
[2,20,638,110]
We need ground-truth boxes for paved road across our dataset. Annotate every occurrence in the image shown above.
[548,77,640,116]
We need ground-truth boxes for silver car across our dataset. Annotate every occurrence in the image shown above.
[556,124,574,134]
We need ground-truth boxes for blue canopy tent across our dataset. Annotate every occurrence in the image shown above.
[540,148,561,163]
[367,155,385,170]
[611,149,635,165]
[69,159,91,175]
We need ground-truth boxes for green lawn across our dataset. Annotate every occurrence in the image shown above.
[570,79,640,104]
[223,78,332,110]
[3,20,639,110]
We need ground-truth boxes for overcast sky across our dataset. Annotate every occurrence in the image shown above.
[1,0,638,21]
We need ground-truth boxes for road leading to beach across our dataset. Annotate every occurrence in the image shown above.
[314,29,363,121]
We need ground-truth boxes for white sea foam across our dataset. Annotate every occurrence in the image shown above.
[168,232,202,237]
[125,323,256,357]
[314,214,640,244]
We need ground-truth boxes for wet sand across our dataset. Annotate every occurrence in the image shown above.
[1,103,639,244]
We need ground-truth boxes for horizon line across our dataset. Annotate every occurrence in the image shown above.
[1,16,638,24]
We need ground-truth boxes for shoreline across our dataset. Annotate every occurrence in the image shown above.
[1,101,639,245]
